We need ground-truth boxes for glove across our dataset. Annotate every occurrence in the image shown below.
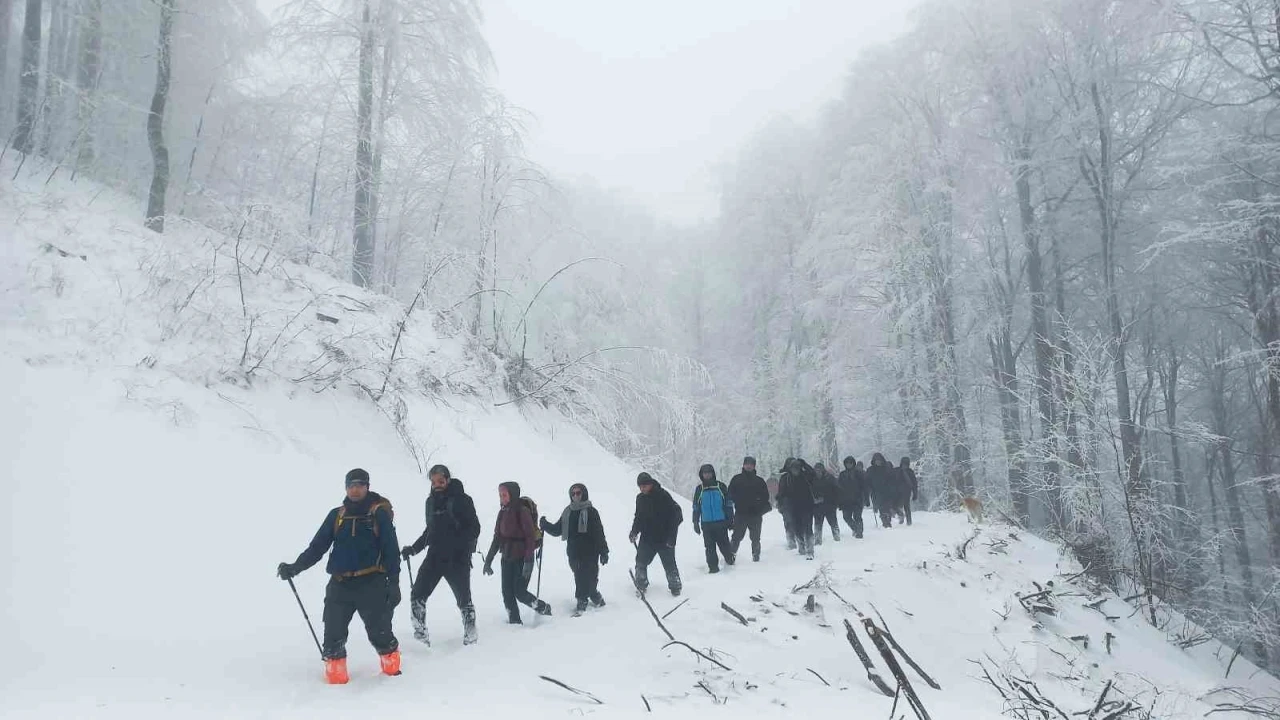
[400,545,415,560]
[600,552,609,566]
[693,522,701,535]
[387,578,402,607]
[277,562,296,580]
[628,533,639,545]
[539,516,551,532]
[522,559,535,582]
[483,560,494,576]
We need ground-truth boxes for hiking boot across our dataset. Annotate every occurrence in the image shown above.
[709,565,720,574]
[752,553,760,562]
[461,604,478,645]
[413,627,430,645]
[590,593,606,607]
[670,584,682,597]
[725,552,736,566]
[535,600,553,616]
[507,608,522,624]
[379,649,401,676]
[324,657,349,685]
[574,599,589,616]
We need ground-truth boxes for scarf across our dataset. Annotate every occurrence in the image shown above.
[560,499,593,535]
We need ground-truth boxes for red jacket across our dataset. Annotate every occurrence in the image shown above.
[487,500,537,562]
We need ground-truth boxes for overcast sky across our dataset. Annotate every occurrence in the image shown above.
[482,1,917,225]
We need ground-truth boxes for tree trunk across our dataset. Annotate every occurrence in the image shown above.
[1247,216,1280,563]
[350,0,376,287]
[73,0,101,172]
[39,0,67,156]
[11,0,40,155]
[1159,349,1193,546]
[990,330,1029,522]
[369,1,394,291]
[0,0,13,105]
[144,0,174,232]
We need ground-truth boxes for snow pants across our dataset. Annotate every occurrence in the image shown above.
[779,501,797,548]
[569,554,601,602]
[500,556,539,615]
[730,513,763,558]
[700,520,734,571]
[321,573,398,660]
[900,497,913,526]
[842,505,865,538]
[410,555,473,638]
[813,503,840,543]
[634,540,682,594]
[786,507,815,556]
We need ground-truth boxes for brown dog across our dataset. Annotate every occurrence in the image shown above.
[961,497,984,524]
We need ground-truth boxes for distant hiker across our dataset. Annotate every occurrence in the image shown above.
[811,462,841,543]
[838,455,869,539]
[776,458,816,559]
[867,453,897,528]
[483,482,551,624]
[400,464,481,646]
[630,472,683,596]
[775,457,797,549]
[277,468,401,684]
[692,463,736,573]
[728,456,771,561]
[897,457,919,526]
[541,483,609,616]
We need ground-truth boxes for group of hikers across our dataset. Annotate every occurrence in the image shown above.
[275,454,920,683]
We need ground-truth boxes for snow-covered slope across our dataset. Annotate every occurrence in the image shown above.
[2,163,1277,719]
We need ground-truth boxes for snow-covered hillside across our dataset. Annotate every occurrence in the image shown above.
[2,165,1277,719]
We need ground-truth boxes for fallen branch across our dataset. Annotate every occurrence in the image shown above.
[807,668,830,686]
[721,602,749,626]
[663,641,733,671]
[631,570,675,642]
[641,695,651,712]
[1225,642,1242,679]
[870,604,942,690]
[662,598,690,620]
[696,680,721,704]
[843,618,894,697]
[863,616,932,720]
[1088,679,1114,719]
[538,675,604,705]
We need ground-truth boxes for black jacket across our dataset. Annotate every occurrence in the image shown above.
[838,466,869,509]
[898,467,919,503]
[776,461,816,515]
[811,468,839,507]
[728,470,771,516]
[542,483,609,561]
[407,478,481,564]
[630,479,683,546]
[866,454,897,510]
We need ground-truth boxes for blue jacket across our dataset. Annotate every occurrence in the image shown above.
[692,465,734,525]
[292,491,399,579]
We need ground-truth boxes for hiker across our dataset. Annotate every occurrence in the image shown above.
[776,458,816,559]
[837,455,869,539]
[775,457,797,549]
[540,483,609,616]
[692,463,736,573]
[630,472,683,596]
[812,462,841,544]
[898,457,920,526]
[728,455,771,561]
[277,468,400,684]
[867,453,897,528]
[400,463,481,646]
[483,482,551,624]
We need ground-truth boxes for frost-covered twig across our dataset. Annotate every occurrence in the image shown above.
[663,641,733,671]
[537,675,603,705]
[720,602,748,626]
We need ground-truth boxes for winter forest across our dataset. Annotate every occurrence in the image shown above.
[7,0,1280,678]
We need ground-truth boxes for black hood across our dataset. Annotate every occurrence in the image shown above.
[780,457,797,474]
[569,483,589,501]
[698,463,717,485]
[432,477,465,497]
[900,457,912,469]
[871,453,888,467]
[843,455,856,467]
[499,481,522,504]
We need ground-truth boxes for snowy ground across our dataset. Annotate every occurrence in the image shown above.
[2,161,1278,718]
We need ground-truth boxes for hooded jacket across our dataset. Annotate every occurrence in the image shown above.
[898,460,919,503]
[631,477,683,546]
[486,481,538,563]
[837,456,870,509]
[728,468,771,516]
[692,464,734,526]
[407,478,480,564]
[866,453,897,509]
[811,463,839,506]
[776,459,817,515]
[292,491,400,579]
[541,483,609,561]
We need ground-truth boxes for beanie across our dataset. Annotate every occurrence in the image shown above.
[428,464,451,480]
[743,456,756,466]
[637,472,655,487]
[345,468,370,487]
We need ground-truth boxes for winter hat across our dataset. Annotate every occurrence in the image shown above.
[499,481,522,504]
[698,463,717,484]
[569,483,589,501]
[345,468,370,487]
[843,455,856,467]
[637,472,656,487]
[779,457,796,473]
[428,464,451,480]
[814,462,827,473]
[743,456,756,466]
[900,457,912,468]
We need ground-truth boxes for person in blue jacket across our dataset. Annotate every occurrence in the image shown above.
[277,468,401,683]
[692,463,736,573]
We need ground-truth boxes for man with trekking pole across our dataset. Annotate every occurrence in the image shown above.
[277,468,402,685]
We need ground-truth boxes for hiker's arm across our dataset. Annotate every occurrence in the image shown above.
[592,508,609,554]
[483,518,500,566]
[376,506,399,579]
[541,513,564,537]
[292,509,337,573]
[691,487,703,524]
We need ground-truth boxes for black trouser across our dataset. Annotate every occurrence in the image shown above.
[842,505,865,537]
[500,556,538,613]
[901,497,913,525]
[322,573,398,660]
[569,554,600,601]
[787,508,814,555]
[813,504,840,542]
[731,513,763,557]
[410,555,472,634]
[700,520,734,570]
[876,504,893,528]
[635,540,682,592]
[779,502,796,547]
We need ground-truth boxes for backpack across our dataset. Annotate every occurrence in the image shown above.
[335,496,394,537]
[520,497,543,548]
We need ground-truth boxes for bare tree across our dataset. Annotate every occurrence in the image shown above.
[144,0,175,232]
[11,0,41,154]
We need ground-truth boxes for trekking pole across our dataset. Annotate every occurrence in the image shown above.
[404,555,414,595]
[287,577,324,659]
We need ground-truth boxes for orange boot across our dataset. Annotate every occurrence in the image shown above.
[379,649,401,676]
[324,657,350,685]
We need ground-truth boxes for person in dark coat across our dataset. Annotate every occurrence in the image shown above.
[837,455,869,538]
[400,464,481,646]
[541,483,609,615]
[728,456,771,561]
[278,468,401,684]
[483,481,551,624]
[866,453,897,528]
[692,463,736,573]
[776,458,816,559]
[630,472,683,596]
[898,457,920,526]
[811,462,841,544]
[774,458,797,549]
